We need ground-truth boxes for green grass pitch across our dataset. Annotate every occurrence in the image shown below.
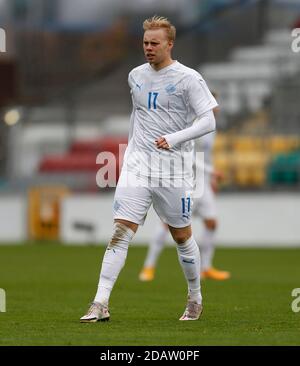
[0,244,299,346]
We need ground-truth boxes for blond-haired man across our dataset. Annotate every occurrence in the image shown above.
[80,16,217,322]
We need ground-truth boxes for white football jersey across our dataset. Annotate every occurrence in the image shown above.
[193,131,215,193]
[195,131,215,167]
[123,61,217,180]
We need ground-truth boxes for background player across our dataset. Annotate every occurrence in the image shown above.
[139,103,230,281]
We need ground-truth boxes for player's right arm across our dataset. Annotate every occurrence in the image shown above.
[128,107,135,141]
[127,71,136,142]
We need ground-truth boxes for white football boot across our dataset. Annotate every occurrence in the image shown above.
[179,298,203,321]
[80,302,110,323]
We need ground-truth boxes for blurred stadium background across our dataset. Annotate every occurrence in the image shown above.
[0,0,300,247]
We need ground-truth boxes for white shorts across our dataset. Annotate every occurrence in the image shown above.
[113,170,194,228]
[192,181,217,219]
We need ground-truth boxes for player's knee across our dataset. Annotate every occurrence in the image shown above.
[169,225,192,244]
[108,222,136,249]
[172,233,191,245]
[204,219,217,231]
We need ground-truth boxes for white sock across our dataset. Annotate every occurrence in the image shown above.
[200,228,216,271]
[176,236,202,304]
[144,223,168,268]
[94,223,135,306]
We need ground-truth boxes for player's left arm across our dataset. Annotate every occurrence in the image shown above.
[127,71,136,142]
[156,109,216,149]
[155,75,218,150]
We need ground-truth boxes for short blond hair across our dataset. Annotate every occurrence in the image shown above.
[143,15,176,42]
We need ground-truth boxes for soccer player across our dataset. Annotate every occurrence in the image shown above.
[139,126,231,282]
[80,15,217,323]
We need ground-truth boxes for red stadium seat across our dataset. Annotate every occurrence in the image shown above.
[70,136,128,155]
[39,152,122,173]
[38,135,127,181]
